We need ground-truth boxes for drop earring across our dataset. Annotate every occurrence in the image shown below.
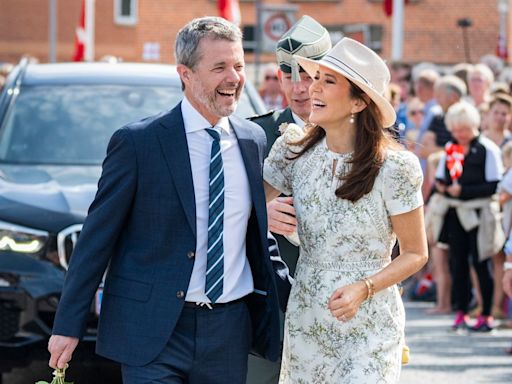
[349,113,355,124]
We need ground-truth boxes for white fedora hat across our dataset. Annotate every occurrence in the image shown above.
[294,37,396,128]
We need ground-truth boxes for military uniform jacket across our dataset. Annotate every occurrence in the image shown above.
[249,107,300,275]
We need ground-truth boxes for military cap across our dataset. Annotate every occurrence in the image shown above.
[276,15,332,82]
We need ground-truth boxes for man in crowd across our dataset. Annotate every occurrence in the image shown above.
[48,16,283,383]
[247,15,331,384]
[413,68,441,172]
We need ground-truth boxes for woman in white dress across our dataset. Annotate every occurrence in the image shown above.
[263,38,429,383]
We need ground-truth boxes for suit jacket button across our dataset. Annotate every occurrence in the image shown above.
[187,251,195,259]
[176,291,185,299]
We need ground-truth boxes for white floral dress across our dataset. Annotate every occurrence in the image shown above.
[263,124,423,384]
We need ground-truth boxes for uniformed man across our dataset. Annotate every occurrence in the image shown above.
[246,15,331,384]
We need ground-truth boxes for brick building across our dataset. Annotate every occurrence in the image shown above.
[0,0,510,66]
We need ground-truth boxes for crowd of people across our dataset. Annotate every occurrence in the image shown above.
[385,51,512,352]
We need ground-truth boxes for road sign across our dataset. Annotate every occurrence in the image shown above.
[264,13,291,42]
[260,5,296,53]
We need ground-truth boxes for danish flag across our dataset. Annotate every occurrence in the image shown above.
[445,143,465,182]
[383,0,410,17]
[73,0,86,61]
[217,0,241,25]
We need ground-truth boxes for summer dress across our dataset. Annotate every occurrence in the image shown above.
[263,124,423,384]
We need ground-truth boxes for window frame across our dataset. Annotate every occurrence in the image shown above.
[114,0,138,26]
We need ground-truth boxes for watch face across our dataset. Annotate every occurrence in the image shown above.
[504,261,512,271]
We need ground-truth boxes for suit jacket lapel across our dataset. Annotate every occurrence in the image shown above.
[156,103,197,238]
[229,117,265,217]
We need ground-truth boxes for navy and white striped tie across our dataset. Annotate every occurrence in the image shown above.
[205,128,224,303]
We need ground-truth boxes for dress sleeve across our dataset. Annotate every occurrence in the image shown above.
[263,123,304,195]
[382,150,424,216]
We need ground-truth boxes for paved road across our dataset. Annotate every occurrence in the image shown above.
[400,301,512,384]
[4,301,512,383]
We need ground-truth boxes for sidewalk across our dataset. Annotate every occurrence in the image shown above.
[400,301,512,384]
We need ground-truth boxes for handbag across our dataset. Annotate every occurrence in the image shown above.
[402,345,410,364]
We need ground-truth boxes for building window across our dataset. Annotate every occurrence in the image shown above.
[326,24,383,53]
[114,0,137,26]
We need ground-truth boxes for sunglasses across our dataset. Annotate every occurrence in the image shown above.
[409,110,424,116]
[265,75,278,81]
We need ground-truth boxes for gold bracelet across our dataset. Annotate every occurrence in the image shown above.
[362,277,375,300]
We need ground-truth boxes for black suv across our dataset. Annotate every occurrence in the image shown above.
[0,59,265,375]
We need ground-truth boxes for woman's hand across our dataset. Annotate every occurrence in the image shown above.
[446,183,461,197]
[435,181,446,194]
[328,281,368,322]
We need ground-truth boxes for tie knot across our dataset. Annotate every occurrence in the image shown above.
[206,128,220,142]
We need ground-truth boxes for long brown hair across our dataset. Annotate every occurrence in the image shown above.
[288,81,395,202]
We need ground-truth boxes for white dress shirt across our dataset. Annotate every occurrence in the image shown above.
[181,97,254,303]
[291,111,305,129]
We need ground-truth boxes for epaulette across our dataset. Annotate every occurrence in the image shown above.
[248,110,275,121]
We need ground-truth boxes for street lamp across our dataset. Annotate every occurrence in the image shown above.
[497,0,509,60]
[457,18,473,63]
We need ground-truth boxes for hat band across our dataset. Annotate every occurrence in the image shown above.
[322,55,373,89]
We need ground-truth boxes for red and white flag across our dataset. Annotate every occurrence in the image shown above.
[445,143,465,183]
[217,0,241,25]
[73,0,86,61]
[497,33,509,60]
[383,0,409,17]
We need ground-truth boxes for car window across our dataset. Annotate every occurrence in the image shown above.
[0,83,259,165]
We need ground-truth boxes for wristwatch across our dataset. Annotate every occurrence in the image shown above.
[504,261,512,271]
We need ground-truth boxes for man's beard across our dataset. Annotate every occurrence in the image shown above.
[194,81,241,118]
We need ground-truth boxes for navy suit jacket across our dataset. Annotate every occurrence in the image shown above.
[52,103,281,366]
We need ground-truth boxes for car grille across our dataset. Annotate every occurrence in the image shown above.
[56,224,83,270]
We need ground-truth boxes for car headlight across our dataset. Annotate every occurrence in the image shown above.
[0,220,48,253]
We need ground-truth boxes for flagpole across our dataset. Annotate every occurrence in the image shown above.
[85,0,95,61]
[48,0,57,62]
[255,0,262,88]
[391,0,404,61]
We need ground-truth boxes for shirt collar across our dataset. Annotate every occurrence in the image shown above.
[291,111,305,129]
[181,96,231,135]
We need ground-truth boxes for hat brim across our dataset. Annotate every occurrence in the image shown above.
[294,55,397,128]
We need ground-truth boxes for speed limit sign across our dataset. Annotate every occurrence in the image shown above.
[264,13,292,42]
[260,6,296,52]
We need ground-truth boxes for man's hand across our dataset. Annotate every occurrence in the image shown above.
[504,269,512,299]
[48,335,79,369]
[267,197,296,235]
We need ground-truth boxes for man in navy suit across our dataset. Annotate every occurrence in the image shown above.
[48,16,282,383]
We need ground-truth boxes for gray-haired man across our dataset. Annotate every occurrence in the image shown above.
[48,16,283,384]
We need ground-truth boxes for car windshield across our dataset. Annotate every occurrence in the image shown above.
[0,84,258,165]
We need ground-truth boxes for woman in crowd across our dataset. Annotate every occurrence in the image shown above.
[263,38,428,383]
[403,96,425,151]
[483,93,512,319]
[467,63,494,108]
[433,101,504,331]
